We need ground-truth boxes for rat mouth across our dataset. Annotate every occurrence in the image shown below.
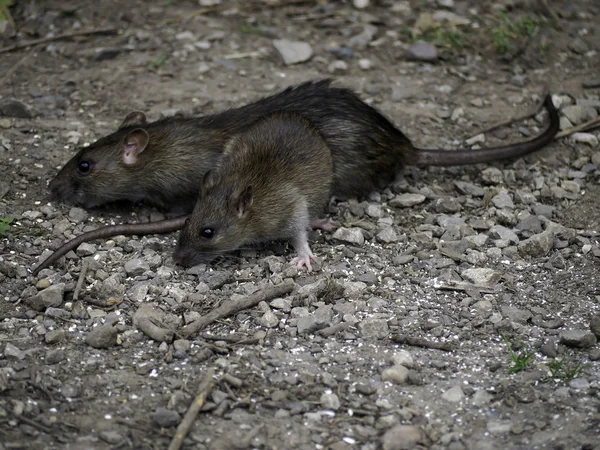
[172,246,218,268]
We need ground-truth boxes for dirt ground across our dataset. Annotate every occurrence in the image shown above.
[1,0,599,449]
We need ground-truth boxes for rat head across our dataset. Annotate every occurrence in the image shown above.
[173,169,254,268]
[49,111,151,209]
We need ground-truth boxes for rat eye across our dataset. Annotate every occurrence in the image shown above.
[200,228,215,239]
[77,161,92,175]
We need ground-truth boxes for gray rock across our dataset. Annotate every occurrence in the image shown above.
[515,215,543,234]
[297,305,333,334]
[358,318,389,339]
[463,234,489,248]
[382,365,409,385]
[366,204,383,218]
[442,385,465,402]
[389,193,426,207]
[152,407,181,428]
[571,132,599,146]
[26,283,65,311]
[85,323,119,349]
[332,227,364,245]
[561,105,597,125]
[501,305,532,323]
[76,243,96,257]
[487,420,512,434]
[540,338,558,358]
[382,424,425,450]
[68,207,88,222]
[569,378,590,390]
[560,329,597,348]
[518,230,555,257]
[259,310,279,328]
[348,24,377,49]
[133,305,174,342]
[46,349,67,364]
[454,181,485,197]
[99,430,124,445]
[491,192,514,209]
[4,343,26,360]
[124,258,150,276]
[472,299,493,315]
[472,390,493,406]
[298,278,327,298]
[320,392,341,410]
[481,167,503,184]
[0,99,33,118]
[270,297,292,312]
[327,60,348,74]
[532,204,555,218]
[405,41,438,61]
[568,37,589,54]
[45,329,66,344]
[273,39,313,65]
[432,197,462,213]
[590,314,600,338]
[391,350,414,368]
[377,227,400,243]
[461,268,502,286]
[489,225,519,244]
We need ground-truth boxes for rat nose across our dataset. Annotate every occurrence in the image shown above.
[48,177,71,202]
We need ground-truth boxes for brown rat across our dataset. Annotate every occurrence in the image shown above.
[35,81,560,274]
[172,112,337,270]
[48,79,560,214]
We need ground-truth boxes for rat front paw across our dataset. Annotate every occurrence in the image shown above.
[290,254,319,272]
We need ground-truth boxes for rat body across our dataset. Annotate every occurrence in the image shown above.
[49,79,560,214]
[34,81,560,274]
[172,113,336,270]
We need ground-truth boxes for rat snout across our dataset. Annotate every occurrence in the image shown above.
[172,245,214,268]
[48,176,75,203]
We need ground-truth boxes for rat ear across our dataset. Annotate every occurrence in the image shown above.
[235,186,253,218]
[122,129,149,165]
[202,170,216,192]
[119,111,147,129]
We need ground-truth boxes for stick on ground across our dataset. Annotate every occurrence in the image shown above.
[181,279,295,337]
[0,27,118,54]
[391,334,454,352]
[72,258,89,302]
[555,117,600,139]
[168,367,215,450]
[466,94,548,141]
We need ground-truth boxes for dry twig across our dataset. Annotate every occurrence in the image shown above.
[391,334,454,352]
[0,27,118,54]
[181,279,295,337]
[168,368,215,450]
[72,258,89,302]
[0,51,31,85]
[555,117,600,139]
[466,94,548,140]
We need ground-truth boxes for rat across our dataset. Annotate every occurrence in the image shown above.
[48,79,560,214]
[34,81,560,274]
[172,112,337,271]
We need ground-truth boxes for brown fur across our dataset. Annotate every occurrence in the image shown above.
[172,113,333,269]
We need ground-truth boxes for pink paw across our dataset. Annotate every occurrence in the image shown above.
[290,254,319,272]
[310,219,340,231]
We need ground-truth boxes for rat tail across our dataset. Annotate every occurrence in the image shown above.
[31,216,189,275]
[414,94,560,167]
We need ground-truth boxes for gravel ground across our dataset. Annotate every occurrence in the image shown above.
[1,1,599,449]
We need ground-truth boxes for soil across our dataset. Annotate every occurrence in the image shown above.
[0,1,599,449]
